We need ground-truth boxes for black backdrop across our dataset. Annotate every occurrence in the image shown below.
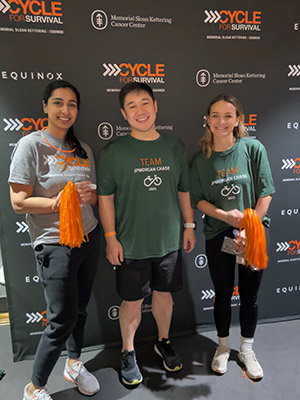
[0,0,299,361]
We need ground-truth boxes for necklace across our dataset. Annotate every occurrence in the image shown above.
[40,127,76,154]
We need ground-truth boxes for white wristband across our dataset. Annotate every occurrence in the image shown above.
[184,222,196,229]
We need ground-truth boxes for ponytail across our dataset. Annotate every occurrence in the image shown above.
[66,126,87,159]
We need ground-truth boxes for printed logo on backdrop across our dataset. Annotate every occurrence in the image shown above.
[201,286,240,311]
[102,62,166,93]
[203,9,262,40]
[243,113,257,138]
[276,238,300,264]
[195,254,208,269]
[98,122,113,140]
[25,275,40,284]
[276,285,300,295]
[97,122,173,140]
[1,70,63,81]
[16,220,31,247]
[26,310,47,335]
[16,220,28,233]
[288,64,300,91]
[294,22,299,31]
[287,121,299,131]
[91,10,108,30]
[108,305,120,320]
[91,9,172,30]
[281,156,300,182]
[3,116,47,141]
[281,208,299,217]
[196,69,266,87]
[0,0,64,34]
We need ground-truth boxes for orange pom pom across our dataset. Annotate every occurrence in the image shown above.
[238,208,268,271]
[59,181,87,248]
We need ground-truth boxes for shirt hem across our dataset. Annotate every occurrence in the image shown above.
[124,246,181,260]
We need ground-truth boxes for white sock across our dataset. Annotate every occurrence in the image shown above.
[218,336,230,350]
[240,336,254,353]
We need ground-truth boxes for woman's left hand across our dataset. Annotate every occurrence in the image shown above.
[75,181,94,205]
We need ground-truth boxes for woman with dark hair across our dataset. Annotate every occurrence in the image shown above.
[9,80,100,399]
[190,94,275,379]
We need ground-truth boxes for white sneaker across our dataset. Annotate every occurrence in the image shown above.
[23,383,52,400]
[238,350,264,379]
[211,346,230,374]
[63,359,100,396]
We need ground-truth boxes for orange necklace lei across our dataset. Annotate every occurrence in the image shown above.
[41,127,76,154]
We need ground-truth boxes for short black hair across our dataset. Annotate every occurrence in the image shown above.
[119,82,155,109]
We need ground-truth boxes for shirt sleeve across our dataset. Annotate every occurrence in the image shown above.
[190,152,207,208]
[177,140,190,192]
[251,141,276,198]
[97,145,117,195]
[8,137,37,186]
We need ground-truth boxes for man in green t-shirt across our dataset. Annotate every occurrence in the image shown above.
[97,83,196,386]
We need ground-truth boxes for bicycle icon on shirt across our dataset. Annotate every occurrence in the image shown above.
[221,184,240,197]
[143,174,163,188]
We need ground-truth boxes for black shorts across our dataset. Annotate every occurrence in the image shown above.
[116,250,182,301]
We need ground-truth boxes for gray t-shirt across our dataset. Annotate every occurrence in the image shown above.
[9,130,98,248]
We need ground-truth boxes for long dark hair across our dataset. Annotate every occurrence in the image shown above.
[43,80,87,159]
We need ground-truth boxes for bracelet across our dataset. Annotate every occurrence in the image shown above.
[104,231,116,238]
[184,222,196,229]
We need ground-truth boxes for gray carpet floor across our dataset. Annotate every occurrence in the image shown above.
[0,319,299,400]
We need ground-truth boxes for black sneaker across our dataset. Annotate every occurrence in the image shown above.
[154,338,183,372]
[120,350,143,385]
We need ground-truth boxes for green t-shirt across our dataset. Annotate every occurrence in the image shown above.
[97,133,190,259]
[190,138,275,239]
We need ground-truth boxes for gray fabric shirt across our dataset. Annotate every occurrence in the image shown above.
[9,130,98,248]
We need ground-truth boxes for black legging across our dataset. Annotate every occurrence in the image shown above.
[206,227,266,338]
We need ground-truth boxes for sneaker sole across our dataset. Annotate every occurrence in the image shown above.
[121,376,143,386]
[63,371,76,384]
[63,371,100,396]
[154,345,183,372]
[211,356,229,374]
[211,365,227,374]
[237,354,264,380]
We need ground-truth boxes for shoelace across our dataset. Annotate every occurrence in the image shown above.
[121,352,135,369]
[69,361,84,379]
[242,352,259,367]
[161,341,176,356]
[35,387,52,400]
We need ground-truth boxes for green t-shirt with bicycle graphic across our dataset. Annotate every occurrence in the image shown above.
[190,138,275,240]
[97,133,190,259]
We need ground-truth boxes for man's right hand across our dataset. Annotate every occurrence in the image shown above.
[106,236,124,266]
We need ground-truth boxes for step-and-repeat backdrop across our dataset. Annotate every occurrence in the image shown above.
[0,0,299,361]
